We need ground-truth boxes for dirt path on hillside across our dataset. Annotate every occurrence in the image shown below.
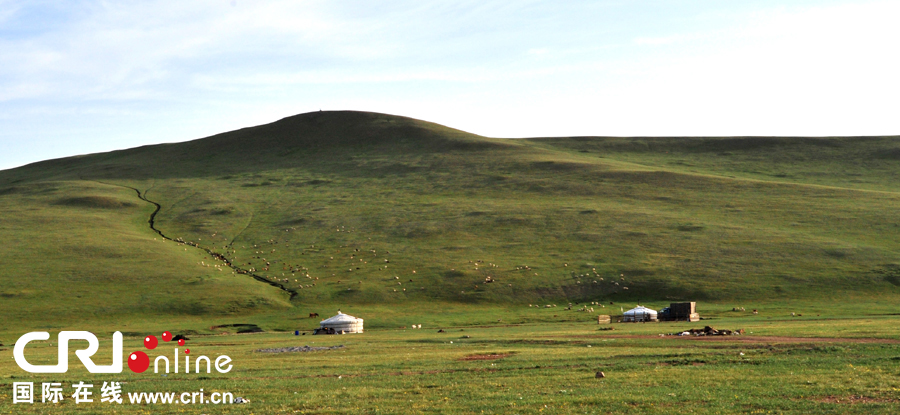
[130,186,299,299]
[92,180,299,299]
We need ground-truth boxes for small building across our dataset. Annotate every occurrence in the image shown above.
[659,302,700,322]
[314,311,364,334]
[622,306,658,322]
[597,315,611,324]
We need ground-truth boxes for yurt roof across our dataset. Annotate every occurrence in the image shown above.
[321,312,362,324]
[624,306,657,315]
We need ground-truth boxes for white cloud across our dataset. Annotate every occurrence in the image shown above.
[1,0,899,169]
[633,33,704,46]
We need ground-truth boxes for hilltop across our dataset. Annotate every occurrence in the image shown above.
[1,111,510,182]
[1,111,899,326]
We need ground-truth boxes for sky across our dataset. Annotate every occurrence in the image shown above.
[1,0,899,170]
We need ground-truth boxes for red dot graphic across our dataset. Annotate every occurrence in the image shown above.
[162,331,172,342]
[184,349,190,354]
[177,339,185,346]
[128,351,150,373]
[144,335,158,350]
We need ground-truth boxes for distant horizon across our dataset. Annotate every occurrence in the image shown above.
[5,108,900,172]
[2,1,899,170]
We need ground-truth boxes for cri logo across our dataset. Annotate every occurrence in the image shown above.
[14,330,231,374]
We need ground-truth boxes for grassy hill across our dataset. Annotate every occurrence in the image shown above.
[1,111,899,328]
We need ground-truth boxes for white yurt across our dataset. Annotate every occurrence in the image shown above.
[317,311,364,334]
[623,306,658,322]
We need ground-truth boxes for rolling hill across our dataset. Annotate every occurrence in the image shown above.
[1,110,899,327]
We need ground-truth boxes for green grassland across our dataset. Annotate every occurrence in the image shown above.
[1,315,899,414]
[1,111,898,323]
[1,111,899,413]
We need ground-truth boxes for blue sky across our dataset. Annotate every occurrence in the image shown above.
[1,0,898,170]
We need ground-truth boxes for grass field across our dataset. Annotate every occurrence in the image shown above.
[0,111,898,413]
[2,310,899,414]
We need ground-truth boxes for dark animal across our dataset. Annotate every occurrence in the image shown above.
[309,312,320,318]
